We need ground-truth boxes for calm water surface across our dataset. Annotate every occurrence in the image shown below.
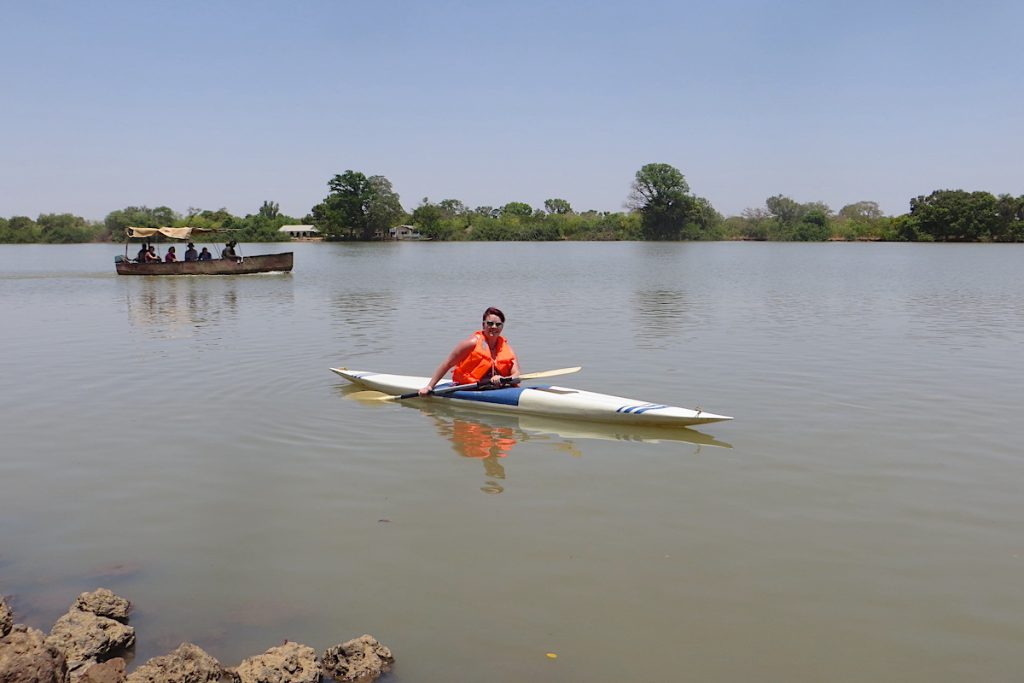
[2,242,1022,682]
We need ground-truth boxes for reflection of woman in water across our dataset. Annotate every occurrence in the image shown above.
[431,414,521,494]
[423,405,589,494]
[452,420,516,460]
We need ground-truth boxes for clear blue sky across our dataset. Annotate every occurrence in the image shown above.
[2,0,1021,220]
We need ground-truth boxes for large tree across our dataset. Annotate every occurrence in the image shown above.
[240,201,298,242]
[993,194,1024,242]
[104,206,179,242]
[627,163,696,240]
[411,198,443,235]
[765,194,807,226]
[836,201,886,241]
[258,201,280,219]
[0,216,40,243]
[544,198,573,215]
[838,201,883,221]
[909,189,1001,241]
[311,171,405,240]
[437,199,467,217]
[764,195,834,241]
[37,213,100,243]
[500,202,533,218]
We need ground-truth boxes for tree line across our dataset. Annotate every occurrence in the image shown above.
[3,164,1022,243]
[0,202,296,245]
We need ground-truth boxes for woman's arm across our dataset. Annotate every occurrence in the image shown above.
[419,337,476,395]
[509,350,521,378]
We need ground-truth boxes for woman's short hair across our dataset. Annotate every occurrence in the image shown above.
[482,306,505,323]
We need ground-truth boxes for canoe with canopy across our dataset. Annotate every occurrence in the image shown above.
[115,226,293,275]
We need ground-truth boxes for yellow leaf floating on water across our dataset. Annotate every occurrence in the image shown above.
[546,653,558,659]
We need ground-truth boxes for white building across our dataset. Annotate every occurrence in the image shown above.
[388,225,424,240]
[278,225,321,239]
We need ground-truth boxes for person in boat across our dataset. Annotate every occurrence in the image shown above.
[198,247,212,261]
[136,242,149,263]
[164,246,177,263]
[144,246,161,263]
[221,240,239,260]
[184,242,198,261]
[419,307,521,396]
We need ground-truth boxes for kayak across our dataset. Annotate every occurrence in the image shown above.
[330,368,733,427]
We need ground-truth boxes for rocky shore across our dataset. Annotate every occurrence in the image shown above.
[0,589,393,683]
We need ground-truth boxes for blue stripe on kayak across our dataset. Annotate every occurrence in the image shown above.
[439,385,551,407]
[617,403,667,414]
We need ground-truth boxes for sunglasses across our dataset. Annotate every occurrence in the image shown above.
[483,321,504,328]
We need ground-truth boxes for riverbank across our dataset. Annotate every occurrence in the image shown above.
[0,590,393,683]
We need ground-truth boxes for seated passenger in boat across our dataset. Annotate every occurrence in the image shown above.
[164,246,177,263]
[136,243,149,263]
[419,306,520,396]
[144,246,161,263]
[221,240,239,259]
[184,242,198,261]
[198,247,212,261]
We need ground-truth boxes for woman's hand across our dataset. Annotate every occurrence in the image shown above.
[418,386,433,396]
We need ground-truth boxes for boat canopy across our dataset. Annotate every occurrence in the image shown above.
[126,226,216,240]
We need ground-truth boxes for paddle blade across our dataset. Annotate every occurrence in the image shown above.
[519,366,582,380]
[347,390,399,402]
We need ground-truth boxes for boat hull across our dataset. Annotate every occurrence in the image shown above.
[331,368,733,427]
[116,252,293,275]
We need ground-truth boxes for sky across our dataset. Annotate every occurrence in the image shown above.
[2,0,1022,221]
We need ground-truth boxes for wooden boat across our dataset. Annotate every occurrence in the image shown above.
[115,225,293,275]
[330,368,733,427]
[116,252,293,275]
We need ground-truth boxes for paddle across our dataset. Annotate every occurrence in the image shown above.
[354,366,582,402]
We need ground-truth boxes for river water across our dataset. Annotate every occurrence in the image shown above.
[1,241,1022,682]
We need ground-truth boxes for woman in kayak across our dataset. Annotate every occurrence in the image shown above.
[419,307,521,396]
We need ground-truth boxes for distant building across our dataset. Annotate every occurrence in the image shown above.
[388,225,424,240]
[279,225,321,239]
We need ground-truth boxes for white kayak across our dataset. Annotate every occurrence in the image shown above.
[330,368,733,428]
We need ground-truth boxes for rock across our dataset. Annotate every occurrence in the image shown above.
[322,635,393,683]
[230,641,321,683]
[46,609,135,678]
[80,657,127,683]
[0,595,13,637]
[125,642,223,683]
[74,589,131,623]
[0,624,69,683]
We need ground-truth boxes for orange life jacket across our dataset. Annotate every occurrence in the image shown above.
[452,331,516,384]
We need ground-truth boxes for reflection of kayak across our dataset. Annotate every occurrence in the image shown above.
[330,368,732,427]
[516,414,732,447]
[413,400,732,448]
